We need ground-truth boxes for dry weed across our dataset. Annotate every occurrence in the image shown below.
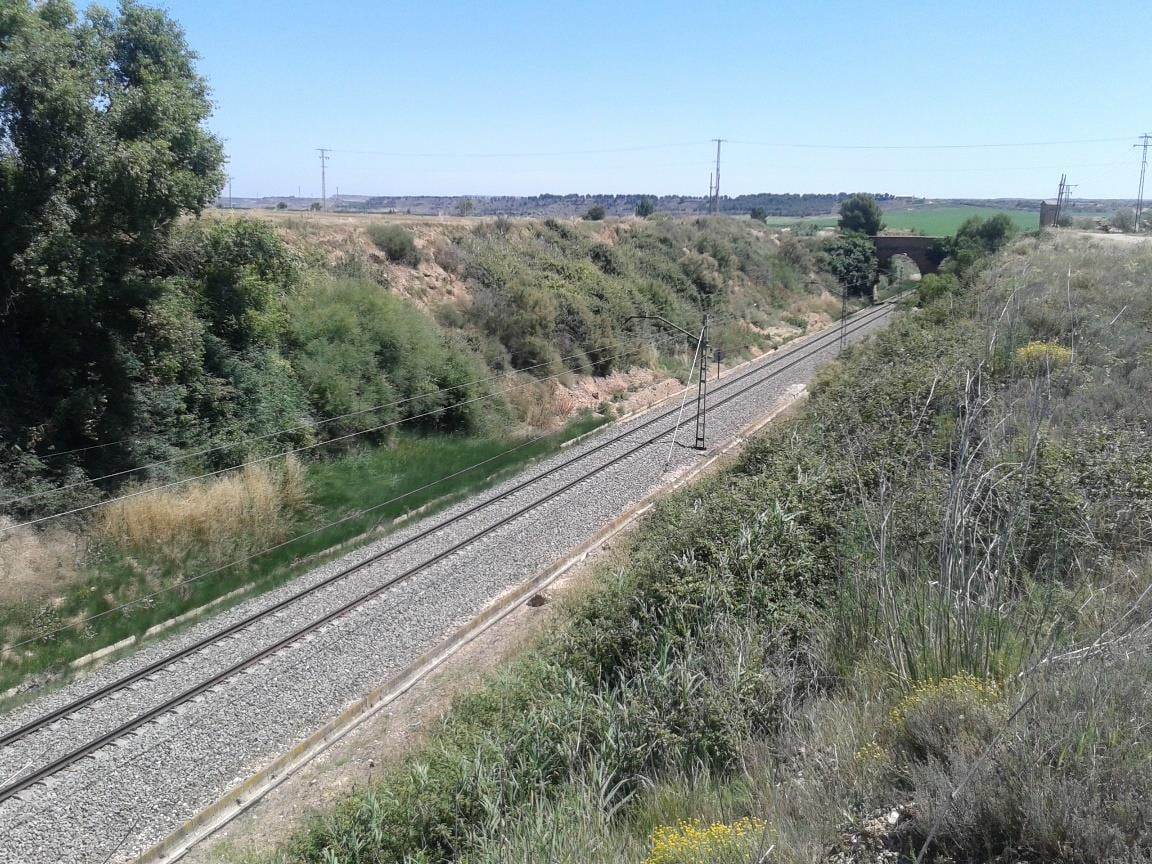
[98,456,309,566]
[0,518,85,606]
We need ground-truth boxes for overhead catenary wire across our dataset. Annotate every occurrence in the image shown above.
[0,302,888,754]
[0,332,687,534]
[0,301,899,830]
[1,334,689,508]
[3,426,562,652]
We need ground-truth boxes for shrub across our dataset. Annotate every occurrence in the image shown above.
[823,233,877,294]
[1015,339,1072,372]
[749,206,767,222]
[884,674,1004,764]
[583,205,606,221]
[644,818,767,864]
[1112,207,1135,232]
[916,272,959,306]
[636,197,656,218]
[367,223,421,265]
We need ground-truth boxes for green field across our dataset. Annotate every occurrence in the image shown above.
[881,205,1039,235]
[761,205,1040,236]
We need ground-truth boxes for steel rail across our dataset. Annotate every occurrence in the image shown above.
[0,302,895,802]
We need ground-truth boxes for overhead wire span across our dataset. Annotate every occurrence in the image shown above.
[0,301,899,831]
[0,331,685,534]
[2,334,687,508]
[3,427,559,652]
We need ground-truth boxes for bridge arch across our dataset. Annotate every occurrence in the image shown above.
[871,235,944,275]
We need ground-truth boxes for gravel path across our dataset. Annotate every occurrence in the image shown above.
[0,306,893,863]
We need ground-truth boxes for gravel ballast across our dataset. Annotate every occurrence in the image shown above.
[0,306,893,863]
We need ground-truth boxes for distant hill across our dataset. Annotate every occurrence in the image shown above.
[214,193,1140,219]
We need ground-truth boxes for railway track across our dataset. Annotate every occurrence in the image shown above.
[0,299,896,861]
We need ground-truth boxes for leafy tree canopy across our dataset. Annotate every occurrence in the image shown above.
[823,233,877,295]
[635,197,655,218]
[837,193,885,236]
[1,0,225,459]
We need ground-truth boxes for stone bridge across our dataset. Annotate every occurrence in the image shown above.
[871,234,944,275]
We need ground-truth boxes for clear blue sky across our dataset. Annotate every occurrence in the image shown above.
[152,0,1148,200]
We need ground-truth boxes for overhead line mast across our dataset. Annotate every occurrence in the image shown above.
[1135,134,1150,231]
[317,148,331,211]
[711,138,726,214]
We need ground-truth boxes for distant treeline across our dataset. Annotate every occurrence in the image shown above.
[222,192,897,218]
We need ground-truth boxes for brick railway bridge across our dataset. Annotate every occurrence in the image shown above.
[871,234,944,275]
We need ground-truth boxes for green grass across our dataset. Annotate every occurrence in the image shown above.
[880,205,1038,235]
[759,206,1040,236]
[0,416,606,696]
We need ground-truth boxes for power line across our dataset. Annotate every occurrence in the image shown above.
[0,337,677,509]
[733,135,1135,150]
[0,334,686,534]
[3,428,561,652]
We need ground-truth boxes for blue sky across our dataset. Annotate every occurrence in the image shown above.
[153,0,1148,200]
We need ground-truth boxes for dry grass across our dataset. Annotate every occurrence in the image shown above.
[504,376,578,430]
[0,518,84,606]
[98,457,309,567]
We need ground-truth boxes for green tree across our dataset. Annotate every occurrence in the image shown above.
[0,0,225,462]
[583,204,606,221]
[635,197,655,218]
[749,206,768,222]
[455,197,475,217]
[838,193,885,235]
[1112,208,1136,232]
[823,233,877,295]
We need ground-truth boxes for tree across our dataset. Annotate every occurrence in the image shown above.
[954,214,1017,254]
[582,205,606,221]
[309,202,322,211]
[1112,208,1136,232]
[823,234,877,295]
[635,197,655,218]
[838,193,885,235]
[749,206,768,222]
[276,202,288,210]
[455,197,475,217]
[0,0,225,459]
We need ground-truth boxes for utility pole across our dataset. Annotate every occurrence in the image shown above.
[711,139,726,214]
[1053,174,1066,226]
[1062,182,1078,220]
[317,148,331,211]
[1135,134,1151,232]
[693,313,709,450]
[228,175,233,211]
[707,172,714,211]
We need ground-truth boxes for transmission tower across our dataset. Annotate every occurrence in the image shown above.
[316,148,331,211]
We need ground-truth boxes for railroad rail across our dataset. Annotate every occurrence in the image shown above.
[0,300,896,808]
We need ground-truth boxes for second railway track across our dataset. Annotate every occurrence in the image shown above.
[0,299,897,863]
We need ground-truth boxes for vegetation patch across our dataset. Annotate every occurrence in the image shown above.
[262,233,1152,864]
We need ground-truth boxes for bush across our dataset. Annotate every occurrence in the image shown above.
[286,276,496,437]
[1112,207,1136,232]
[916,272,959,306]
[636,197,656,218]
[823,233,877,294]
[367,223,421,265]
[583,205,606,221]
[749,207,767,222]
